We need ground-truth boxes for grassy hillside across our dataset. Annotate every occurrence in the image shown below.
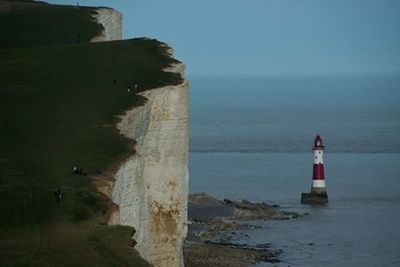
[0,0,103,49]
[0,1,182,266]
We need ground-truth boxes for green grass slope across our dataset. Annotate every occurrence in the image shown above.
[0,1,182,266]
[0,0,103,49]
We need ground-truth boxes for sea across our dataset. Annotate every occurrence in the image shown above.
[188,74,400,267]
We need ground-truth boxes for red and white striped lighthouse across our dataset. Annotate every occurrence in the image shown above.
[301,134,329,204]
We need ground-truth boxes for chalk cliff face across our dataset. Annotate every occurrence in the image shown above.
[92,7,122,42]
[91,8,188,266]
[112,63,189,267]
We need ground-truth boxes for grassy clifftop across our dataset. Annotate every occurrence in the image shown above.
[0,1,181,266]
[0,0,103,48]
[0,38,182,227]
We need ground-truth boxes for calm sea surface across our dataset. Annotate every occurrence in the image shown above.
[188,75,400,266]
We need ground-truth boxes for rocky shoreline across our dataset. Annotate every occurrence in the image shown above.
[184,193,300,267]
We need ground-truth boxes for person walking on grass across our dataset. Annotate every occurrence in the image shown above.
[54,189,63,203]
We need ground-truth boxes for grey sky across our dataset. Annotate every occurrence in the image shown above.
[48,0,400,76]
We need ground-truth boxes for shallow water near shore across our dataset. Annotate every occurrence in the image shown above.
[190,152,400,266]
[189,75,400,266]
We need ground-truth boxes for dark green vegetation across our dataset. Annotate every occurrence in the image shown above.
[0,0,103,49]
[0,0,181,266]
[0,38,181,227]
[1,220,151,266]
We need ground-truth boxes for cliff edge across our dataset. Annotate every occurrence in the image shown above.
[91,6,189,266]
[92,7,122,42]
[110,62,189,267]
[0,1,188,266]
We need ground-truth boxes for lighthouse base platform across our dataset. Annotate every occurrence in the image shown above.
[301,192,328,205]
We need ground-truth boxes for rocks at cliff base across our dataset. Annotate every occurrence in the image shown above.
[185,193,300,266]
[184,241,281,267]
[188,192,299,223]
[224,198,299,221]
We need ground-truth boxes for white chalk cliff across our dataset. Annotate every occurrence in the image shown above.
[92,9,189,266]
[92,7,122,42]
[112,63,189,267]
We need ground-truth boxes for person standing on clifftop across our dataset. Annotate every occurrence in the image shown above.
[73,165,79,175]
[54,189,63,203]
[72,164,83,176]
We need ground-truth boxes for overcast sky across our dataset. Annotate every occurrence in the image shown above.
[48,0,400,76]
